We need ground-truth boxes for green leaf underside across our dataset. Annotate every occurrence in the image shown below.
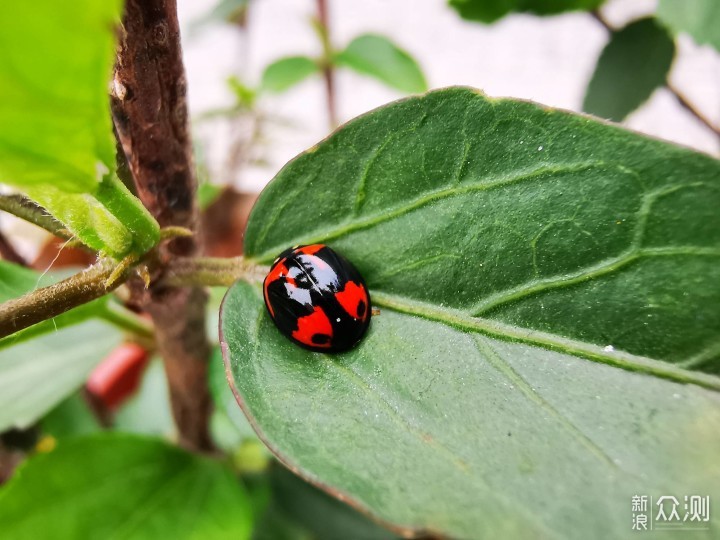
[583,18,676,122]
[337,34,427,94]
[0,319,122,432]
[222,282,720,538]
[0,0,120,193]
[0,434,253,540]
[657,0,720,51]
[226,88,720,537]
[0,261,122,431]
[448,0,605,24]
[0,0,159,257]
[0,260,42,300]
[261,56,319,93]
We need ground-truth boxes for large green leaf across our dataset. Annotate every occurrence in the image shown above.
[583,18,676,122]
[0,434,253,539]
[223,88,720,538]
[448,0,605,24]
[657,0,720,51]
[336,34,427,94]
[0,0,159,256]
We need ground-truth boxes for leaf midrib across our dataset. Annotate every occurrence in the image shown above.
[370,291,720,392]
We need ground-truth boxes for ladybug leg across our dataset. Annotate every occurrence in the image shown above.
[371,308,381,316]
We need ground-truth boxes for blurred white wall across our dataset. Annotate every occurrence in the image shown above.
[180,0,720,192]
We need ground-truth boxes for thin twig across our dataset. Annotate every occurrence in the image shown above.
[589,9,612,32]
[591,9,720,139]
[666,81,720,137]
[316,0,337,129]
[163,255,265,287]
[0,259,131,339]
[0,195,72,241]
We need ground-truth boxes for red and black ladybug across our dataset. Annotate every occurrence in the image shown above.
[263,244,371,352]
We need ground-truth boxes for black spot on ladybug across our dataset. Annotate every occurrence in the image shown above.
[311,334,331,345]
[263,244,371,353]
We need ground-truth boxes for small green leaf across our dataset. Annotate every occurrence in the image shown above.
[336,34,427,94]
[261,57,319,94]
[190,0,249,31]
[198,182,225,210]
[657,0,720,51]
[93,175,160,255]
[227,76,257,108]
[224,88,720,538]
[0,434,254,539]
[448,0,605,23]
[23,183,133,256]
[583,18,676,122]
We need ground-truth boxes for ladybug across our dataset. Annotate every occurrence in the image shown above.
[263,244,371,352]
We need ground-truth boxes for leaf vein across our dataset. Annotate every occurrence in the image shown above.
[473,335,618,470]
[371,291,720,392]
[252,161,619,263]
[472,247,720,315]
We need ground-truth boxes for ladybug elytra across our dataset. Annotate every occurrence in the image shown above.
[263,244,371,352]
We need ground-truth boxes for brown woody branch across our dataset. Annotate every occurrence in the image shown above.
[111,0,214,452]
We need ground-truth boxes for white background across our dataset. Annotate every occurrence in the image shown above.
[178,0,720,192]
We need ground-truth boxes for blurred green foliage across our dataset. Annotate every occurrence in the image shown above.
[583,18,675,121]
